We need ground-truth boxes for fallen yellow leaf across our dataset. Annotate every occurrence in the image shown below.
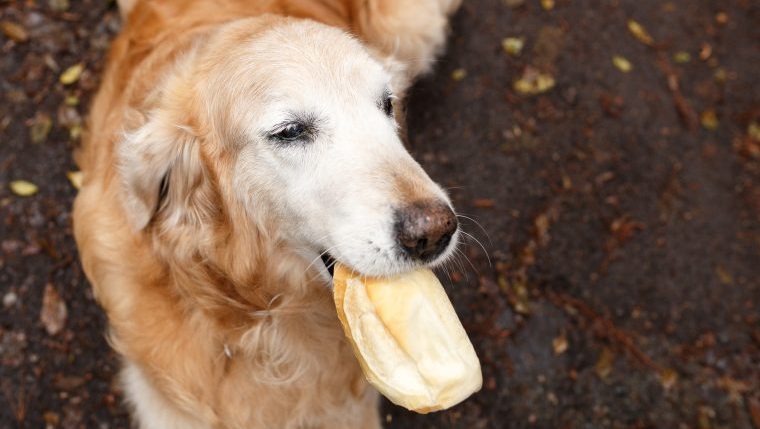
[540,0,554,10]
[9,180,39,196]
[502,37,525,56]
[612,55,633,72]
[66,171,83,190]
[748,121,760,141]
[673,51,691,63]
[69,124,82,140]
[64,95,79,106]
[451,68,467,81]
[701,110,719,131]
[60,63,84,85]
[627,20,654,46]
[514,69,555,95]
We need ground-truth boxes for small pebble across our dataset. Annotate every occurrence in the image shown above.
[3,291,18,307]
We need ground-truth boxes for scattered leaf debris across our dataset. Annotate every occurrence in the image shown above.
[514,67,555,95]
[451,68,467,81]
[40,283,68,336]
[612,55,632,73]
[473,198,495,208]
[700,110,719,130]
[502,37,525,56]
[552,334,568,355]
[627,20,654,46]
[699,43,713,61]
[659,368,678,390]
[9,180,39,197]
[748,121,760,142]
[60,63,84,85]
[29,113,53,144]
[715,265,733,285]
[48,0,70,12]
[1,21,29,42]
[502,0,525,8]
[66,171,84,190]
[715,12,728,25]
[595,347,615,379]
[673,51,691,63]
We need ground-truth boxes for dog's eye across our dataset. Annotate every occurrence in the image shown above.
[271,122,307,142]
[382,95,393,117]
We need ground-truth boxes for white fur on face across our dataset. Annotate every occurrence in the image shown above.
[210,20,458,276]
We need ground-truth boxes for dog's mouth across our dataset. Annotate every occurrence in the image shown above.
[320,252,336,278]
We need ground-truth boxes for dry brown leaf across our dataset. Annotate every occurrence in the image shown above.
[473,198,495,208]
[700,110,719,130]
[40,283,67,336]
[716,376,750,402]
[503,0,525,7]
[658,368,678,390]
[1,21,29,42]
[540,0,554,11]
[9,180,39,197]
[29,113,53,144]
[699,43,712,61]
[552,335,568,355]
[715,266,733,285]
[748,396,760,429]
[698,406,715,429]
[594,347,615,379]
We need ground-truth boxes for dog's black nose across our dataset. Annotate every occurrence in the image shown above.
[395,201,458,261]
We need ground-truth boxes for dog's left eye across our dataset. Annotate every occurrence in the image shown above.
[271,122,307,142]
[382,95,393,117]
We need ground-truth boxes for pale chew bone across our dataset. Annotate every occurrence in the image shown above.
[333,263,482,413]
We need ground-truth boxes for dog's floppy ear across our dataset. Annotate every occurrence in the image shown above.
[118,112,206,230]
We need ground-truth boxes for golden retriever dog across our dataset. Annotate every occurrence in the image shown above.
[73,0,462,427]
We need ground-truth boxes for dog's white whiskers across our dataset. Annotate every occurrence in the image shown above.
[302,245,334,277]
[452,248,469,280]
[458,230,491,267]
[454,247,479,277]
[456,213,492,244]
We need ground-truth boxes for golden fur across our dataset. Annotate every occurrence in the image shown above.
[73,0,460,427]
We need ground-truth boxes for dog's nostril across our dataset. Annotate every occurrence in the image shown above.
[395,201,458,261]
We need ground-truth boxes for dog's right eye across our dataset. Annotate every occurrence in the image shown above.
[270,122,307,142]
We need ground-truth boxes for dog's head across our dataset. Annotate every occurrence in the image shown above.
[119,17,459,278]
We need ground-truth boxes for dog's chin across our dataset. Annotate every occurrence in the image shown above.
[317,242,456,281]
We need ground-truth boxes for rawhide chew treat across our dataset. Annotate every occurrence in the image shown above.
[333,263,482,413]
